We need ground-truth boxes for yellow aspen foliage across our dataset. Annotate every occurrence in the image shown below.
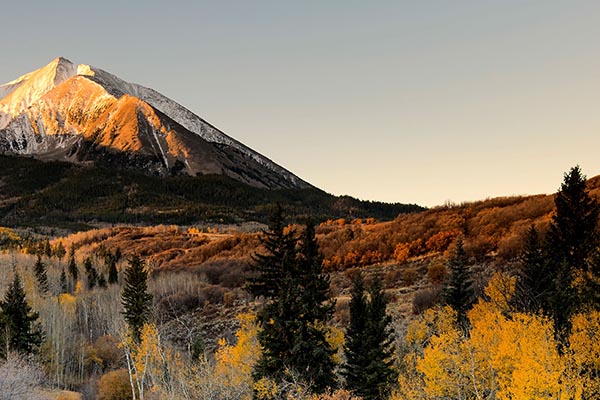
[405,305,457,350]
[58,293,77,314]
[395,306,458,400]
[416,324,470,399]
[254,377,279,400]
[567,310,600,398]
[215,313,260,395]
[483,271,516,311]
[468,305,565,399]
[399,273,577,400]
[74,281,83,295]
[309,389,362,400]
[325,325,345,365]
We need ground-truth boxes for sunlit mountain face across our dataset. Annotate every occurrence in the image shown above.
[0,57,309,190]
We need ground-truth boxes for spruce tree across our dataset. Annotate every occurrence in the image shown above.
[546,166,600,333]
[291,222,336,392]
[60,268,68,294]
[548,166,599,272]
[516,225,552,312]
[97,273,107,288]
[343,273,397,399]
[33,255,49,295]
[108,256,119,285]
[121,255,153,343]
[68,247,78,281]
[247,205,294,299]
[343,272,369,396]
[443,238,474,327]
[0,273,43,357]
[249,206,298,383]
[55,241,66,262]
[84,257,97,290]
[249,209,336,393]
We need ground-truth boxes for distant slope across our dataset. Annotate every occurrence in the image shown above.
[0,155,424,229]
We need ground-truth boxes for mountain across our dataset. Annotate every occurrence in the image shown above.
[0,57,308,189]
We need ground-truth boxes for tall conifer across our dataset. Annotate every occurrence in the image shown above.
[516,225,552,312]
[249,209,336,393]
[121,255,153,343]
[33,255,49,295]
[546,166,600,332]
[0,273,43,357]
[343,273,397,399]
[443,238,474,327]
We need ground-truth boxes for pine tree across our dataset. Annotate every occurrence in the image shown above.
[60,268,68,294]
[0,273,43,358]
[546,166,600,333]
[548,166,599,272]
[444,238,474,327]
[249,206,298,383]
[249,209,336,393]
[97,273,107,288]
[291,222,336,392]
[68,247,78,280]
[55,241,66,262]
[121,255,153,343]
[33,255,49,295]
[107,254,119,285]
[84,257,97,290]
[43,239,52,258]
[247,205,294,299]
[516,225,552,312]
[343,273,397,399]
[343,272,369,396]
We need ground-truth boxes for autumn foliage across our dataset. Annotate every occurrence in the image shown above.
[395,273,600,400]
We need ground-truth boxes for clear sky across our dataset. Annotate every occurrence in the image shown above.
[2,1,599,207]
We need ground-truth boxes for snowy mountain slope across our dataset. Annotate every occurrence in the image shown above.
[0,57,309,189]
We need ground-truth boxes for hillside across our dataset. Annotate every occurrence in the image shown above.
[2,167,600,399]
[0,155,423,230]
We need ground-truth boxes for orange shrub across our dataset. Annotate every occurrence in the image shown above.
[97,369,133,400]
[428,261,448,285]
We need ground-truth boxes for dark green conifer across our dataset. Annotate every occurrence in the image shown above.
[249,209,337,393]
[291,222,336,392]
[343,273,397,399]
[443,238,474,327]
[60,268,68,294]
[108,257,119,285]
[516,225,552,312]
[342,272,369,395]
[97,273,107,288]
[548,166,599,272]
[84,257,97,290]
[0,273,43,358]
[33,255,49,295]
[249,206,298,382]
[546,166,600,333]
[121,255,153,343]
[68,246,78,282]
[55,241,66,261]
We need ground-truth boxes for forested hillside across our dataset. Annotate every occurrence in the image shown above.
[0,155,423,230]
[0,166,599,399]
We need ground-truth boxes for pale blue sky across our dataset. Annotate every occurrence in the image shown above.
[2,1,599,206]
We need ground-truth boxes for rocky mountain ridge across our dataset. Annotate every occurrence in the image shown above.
[0,57,309,189]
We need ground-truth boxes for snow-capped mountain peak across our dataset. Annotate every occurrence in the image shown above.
[0,57,309,190]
